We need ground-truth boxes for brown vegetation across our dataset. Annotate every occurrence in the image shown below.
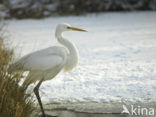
[0,0,156,19]
[0,23,34,117]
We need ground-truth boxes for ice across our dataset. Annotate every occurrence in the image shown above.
[6,11,156,102]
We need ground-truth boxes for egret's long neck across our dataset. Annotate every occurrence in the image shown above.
[55,31,79,71]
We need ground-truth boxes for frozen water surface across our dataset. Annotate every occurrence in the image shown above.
[6,11,156,102]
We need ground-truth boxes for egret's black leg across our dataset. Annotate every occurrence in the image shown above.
[34,79,45,117]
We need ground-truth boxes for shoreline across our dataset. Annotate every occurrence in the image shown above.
[35,101,156,117]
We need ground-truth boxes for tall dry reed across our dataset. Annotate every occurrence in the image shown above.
[0,22,34,117]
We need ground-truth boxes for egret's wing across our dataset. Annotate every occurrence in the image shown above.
[9,46,67,71]
[23,54,63,70]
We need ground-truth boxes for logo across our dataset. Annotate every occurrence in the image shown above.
[121,105,155,116]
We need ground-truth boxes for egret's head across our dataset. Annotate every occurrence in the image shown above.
[56,23,87,34]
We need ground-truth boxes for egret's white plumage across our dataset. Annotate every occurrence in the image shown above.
[9,23,87,117]
[10,46,67,84]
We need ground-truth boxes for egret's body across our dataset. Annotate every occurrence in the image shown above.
[9,23,87,117]
[13,46,68,84]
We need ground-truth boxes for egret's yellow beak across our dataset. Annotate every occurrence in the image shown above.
[68,26,87,32]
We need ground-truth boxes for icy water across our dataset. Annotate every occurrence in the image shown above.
[6,11,156,102]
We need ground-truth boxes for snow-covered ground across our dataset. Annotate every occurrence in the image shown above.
[6,11,156,103]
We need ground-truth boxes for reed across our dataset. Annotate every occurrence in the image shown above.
[0,23,34,117]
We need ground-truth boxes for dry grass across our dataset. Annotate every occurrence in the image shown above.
[0,24,34,117]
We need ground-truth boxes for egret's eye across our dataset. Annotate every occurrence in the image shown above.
[67,26,71,29]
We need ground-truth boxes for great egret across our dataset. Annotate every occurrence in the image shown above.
[9,23,87,117]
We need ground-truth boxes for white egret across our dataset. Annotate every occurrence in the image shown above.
[9,23,87,117]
